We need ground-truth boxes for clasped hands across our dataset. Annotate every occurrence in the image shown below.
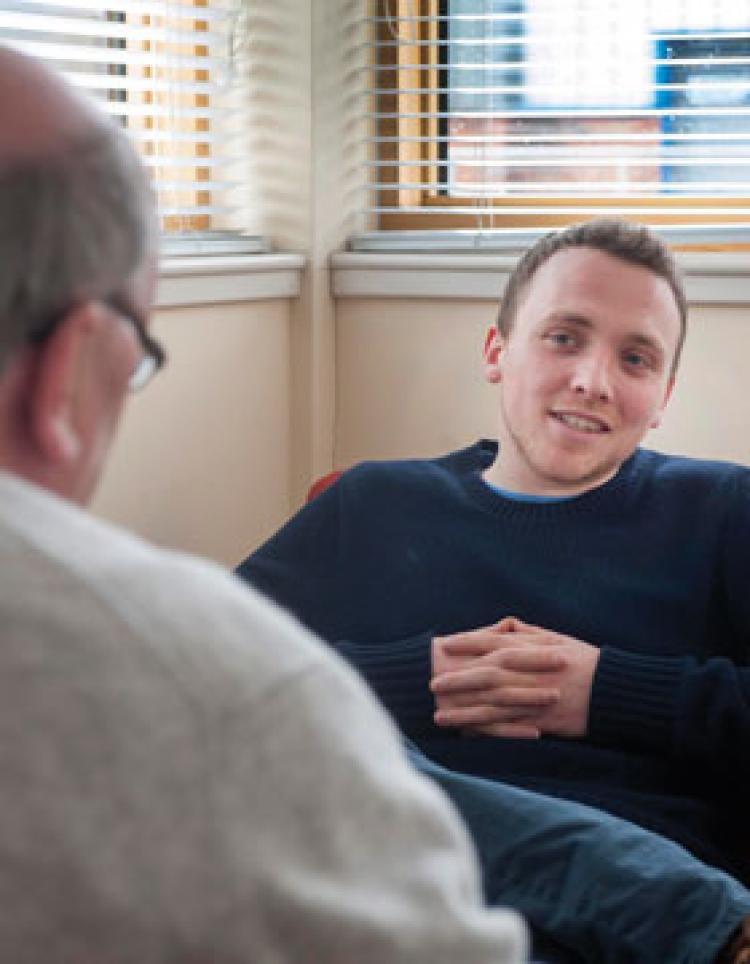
[430,617,599,740]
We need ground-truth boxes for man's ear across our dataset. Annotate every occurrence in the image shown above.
[650,375,675,429]
[483,326,503,384]
[28,304,98,467]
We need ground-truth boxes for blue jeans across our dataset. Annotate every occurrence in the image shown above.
[406,743,750,964]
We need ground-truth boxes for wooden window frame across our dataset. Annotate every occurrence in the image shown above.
[375,0,750,247]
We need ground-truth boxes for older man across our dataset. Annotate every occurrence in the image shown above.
[0,45,527,962]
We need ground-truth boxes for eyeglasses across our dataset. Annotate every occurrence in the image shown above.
[105,294,166,392]
[29,294,166,392]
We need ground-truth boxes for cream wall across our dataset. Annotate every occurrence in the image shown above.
[334,297,750,469]
[653,304,750,463]
[236,0,366,503]
[92,299,292,567]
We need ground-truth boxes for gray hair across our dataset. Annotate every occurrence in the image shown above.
[0,120,156,367]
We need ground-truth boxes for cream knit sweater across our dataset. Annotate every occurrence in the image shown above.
[0,472,524,963]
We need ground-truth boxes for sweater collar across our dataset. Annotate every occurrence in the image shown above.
[459,439,645,519]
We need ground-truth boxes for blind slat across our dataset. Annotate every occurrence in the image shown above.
[159,204,233,216]
[19,0,230,20]
[370,83,750,97]
[370,108,750,119]
[371,181,750,192]
[369,133,750,143]
[369,58,750,71]
[98,103,223,120]
[2,0,251,243]
[369,156,750,168]
[11,40,222,69]
[0,13,224,46]
[156,181,239,191]
[368,204,750,215]
[65,72,219,95]
[370,32,750,52]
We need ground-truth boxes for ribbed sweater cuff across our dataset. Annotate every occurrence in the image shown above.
[588,646,687,754]
[336,632,435,729]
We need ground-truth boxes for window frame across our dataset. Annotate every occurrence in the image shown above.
[373,0,750,247]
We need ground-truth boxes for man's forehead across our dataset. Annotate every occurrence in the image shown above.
[522,248,679,318]
[526,246,636,291]
[511,245,682,353]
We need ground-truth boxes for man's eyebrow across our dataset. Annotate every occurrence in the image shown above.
[544,312,593,329]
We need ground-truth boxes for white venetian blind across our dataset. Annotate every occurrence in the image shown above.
[355,0,750,249]
[0,0,266,253]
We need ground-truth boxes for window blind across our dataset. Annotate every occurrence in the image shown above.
[0,0,267,253]
[354,0,750,249]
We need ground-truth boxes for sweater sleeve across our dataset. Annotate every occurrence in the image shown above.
[589,647,750,794]
[333,631,436,734]
[589,468,750,795]
[236,474,438,736]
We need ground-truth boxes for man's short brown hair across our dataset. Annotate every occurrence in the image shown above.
[497,220,688,375]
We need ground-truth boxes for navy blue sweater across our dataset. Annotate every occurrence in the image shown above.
[238,441,750,881]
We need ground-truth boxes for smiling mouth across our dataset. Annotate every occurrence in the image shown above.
[551,411,610,434]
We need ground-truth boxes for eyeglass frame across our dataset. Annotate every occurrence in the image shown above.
[27,293,167,393]
[104,293,166,392]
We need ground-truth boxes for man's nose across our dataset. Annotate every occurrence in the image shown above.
[570,352,613,402]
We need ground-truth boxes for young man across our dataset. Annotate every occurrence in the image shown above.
[239,220,750,963]
[0,45,527,962]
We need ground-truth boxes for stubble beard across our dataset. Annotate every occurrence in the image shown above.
[504,416,621,496]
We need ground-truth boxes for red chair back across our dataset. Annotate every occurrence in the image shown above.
[306,470,342,503]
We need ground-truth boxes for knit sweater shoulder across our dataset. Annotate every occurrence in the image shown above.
[240,440,750,881]
[0,471,524,964]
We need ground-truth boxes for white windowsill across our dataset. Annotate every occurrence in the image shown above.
[156,253,306,308]
[331,251,750,305]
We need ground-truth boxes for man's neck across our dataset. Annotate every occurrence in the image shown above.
[483,453,620,500]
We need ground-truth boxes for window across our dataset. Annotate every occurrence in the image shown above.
[361,0,750,247]
[0,0,266,254]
